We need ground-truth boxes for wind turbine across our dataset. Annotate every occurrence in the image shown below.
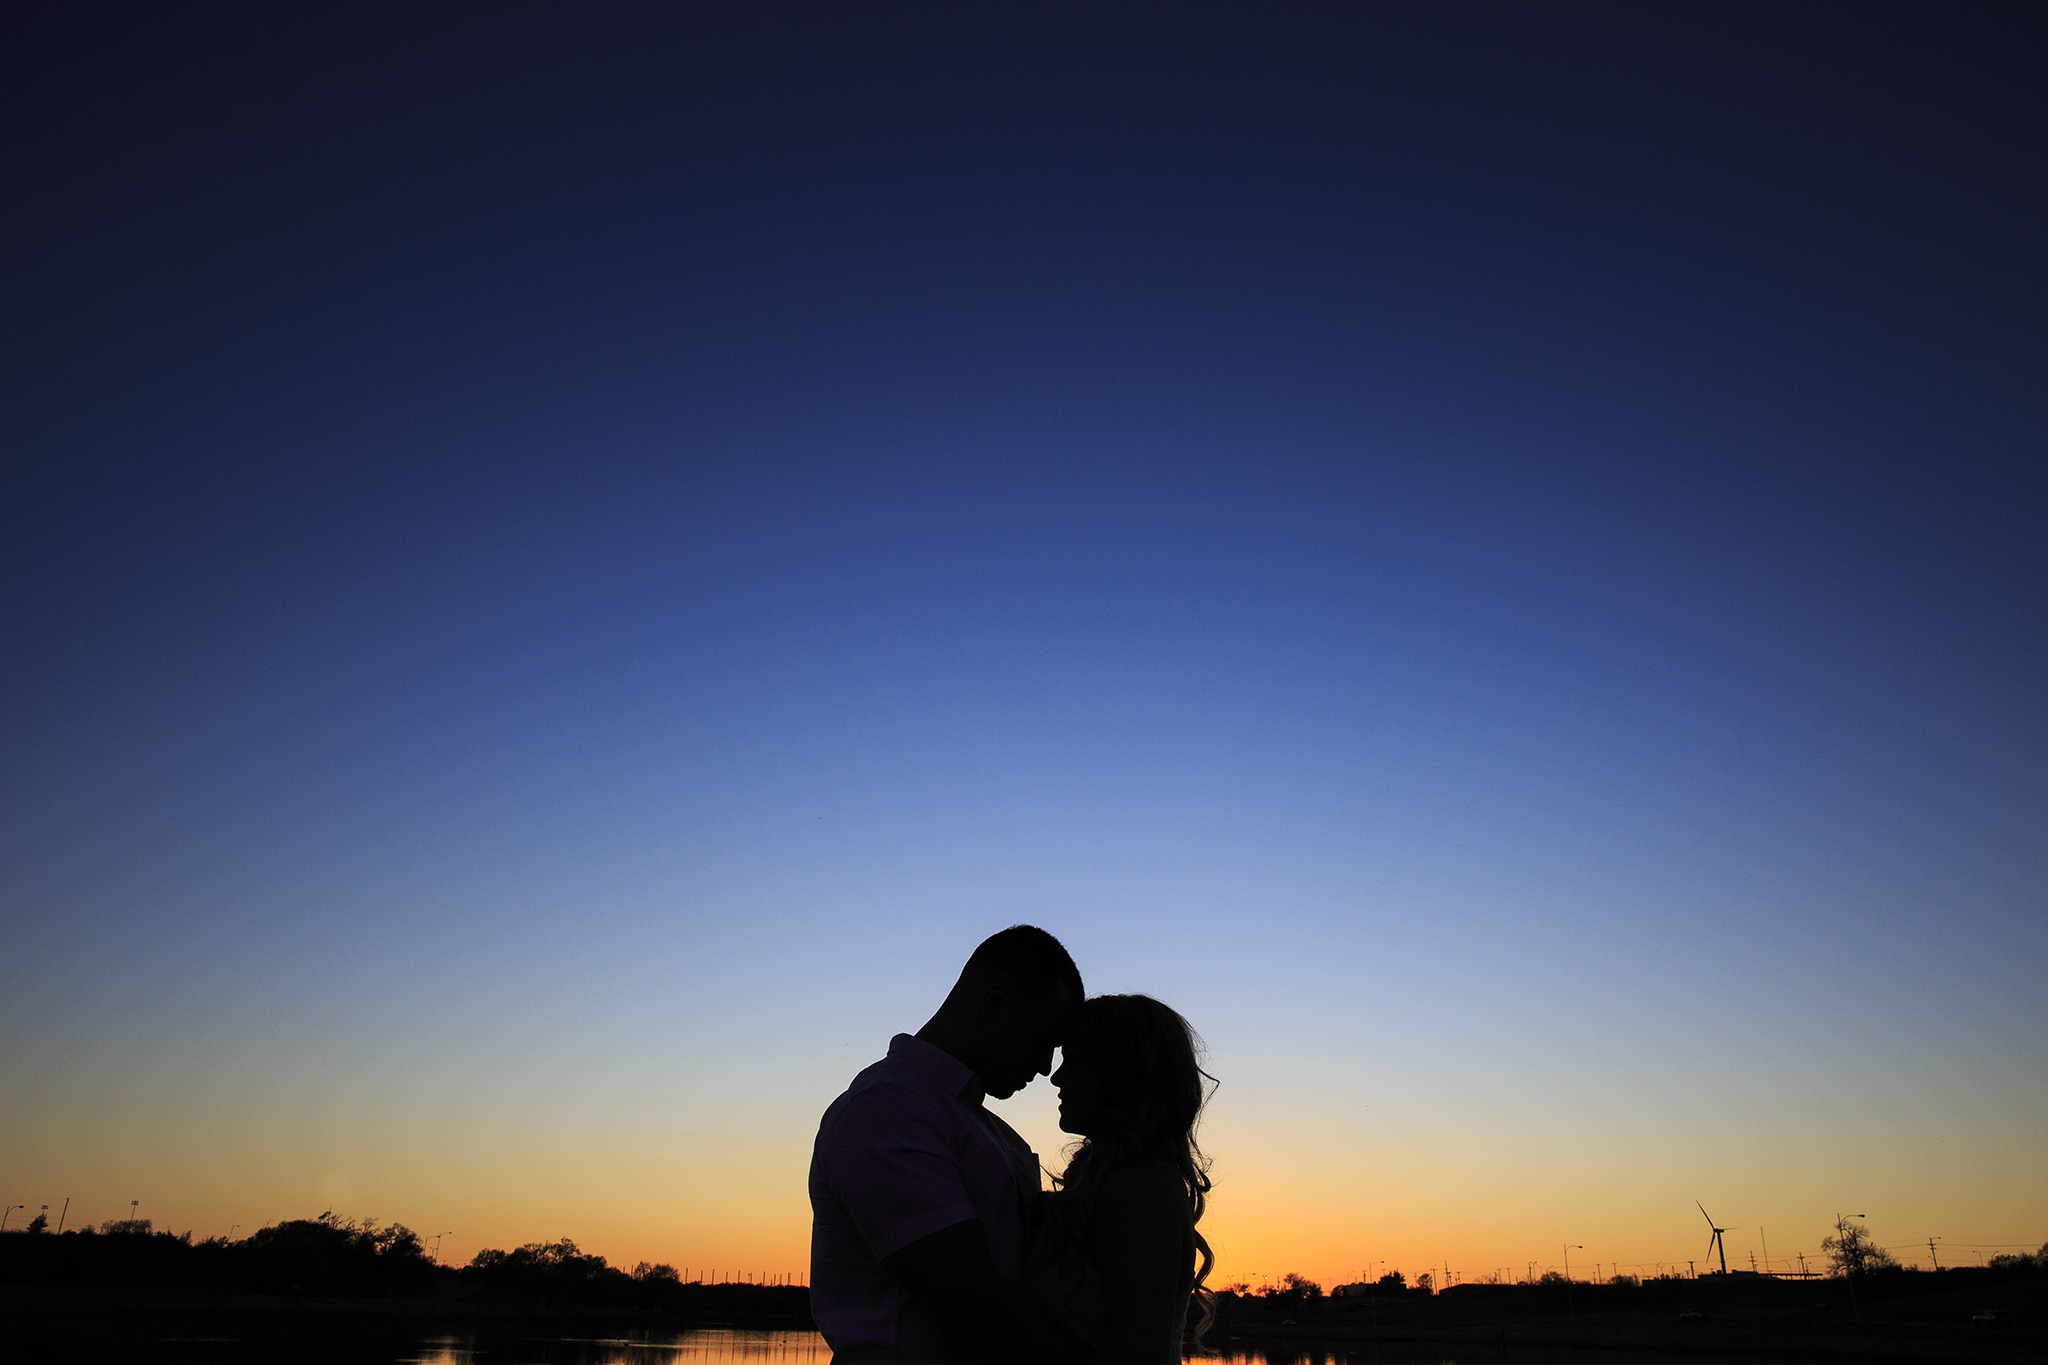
[1696,1202,1730,1276]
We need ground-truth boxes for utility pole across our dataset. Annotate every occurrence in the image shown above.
[1927,1238,1940,1270]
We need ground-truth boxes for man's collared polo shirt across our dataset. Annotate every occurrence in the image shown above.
[809,1033,1043,1365]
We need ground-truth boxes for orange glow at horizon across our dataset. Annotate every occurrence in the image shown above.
[10,1029,2037,1297]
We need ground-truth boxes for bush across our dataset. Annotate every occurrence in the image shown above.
[1257,1272,1322,1306]
[464,1238,627,1304]
[241,1212,439,1296]
[1987,1244,2048,1274]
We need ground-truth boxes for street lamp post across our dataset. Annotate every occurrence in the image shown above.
[1564,1246,1583,1308]
[1836,1214,1866,1323]
[1,1205,23,1231]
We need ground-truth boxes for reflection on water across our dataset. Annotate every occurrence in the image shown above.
[1189,1340,1780,1365]
[405,1328,831,1365]
[1193,1349,1464,1365]
[44,1323,1768,1365]
[401,1335,1470,1365]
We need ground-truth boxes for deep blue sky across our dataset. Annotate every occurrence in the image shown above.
[3,4,2043,1275]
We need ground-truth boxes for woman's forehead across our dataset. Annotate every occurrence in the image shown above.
[1062,1021,1115,1060]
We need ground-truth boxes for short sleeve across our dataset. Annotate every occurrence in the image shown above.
[817,1082,978,1260]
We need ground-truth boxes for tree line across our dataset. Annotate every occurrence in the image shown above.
[0,1212,809,1320]
[1198,1230,2048,1321]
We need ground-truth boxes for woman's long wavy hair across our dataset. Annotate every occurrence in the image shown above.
[1054,993,1218,1342]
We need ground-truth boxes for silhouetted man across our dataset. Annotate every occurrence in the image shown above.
[810,925,1086,1365]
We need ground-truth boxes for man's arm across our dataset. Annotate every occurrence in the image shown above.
[882,1217,1089,1365]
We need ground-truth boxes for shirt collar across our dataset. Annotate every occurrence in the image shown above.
[888,1032,983,1104]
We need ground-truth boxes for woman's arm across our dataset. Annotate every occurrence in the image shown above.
[1088,1166,1194,1365]
[883,1218,1090,1365]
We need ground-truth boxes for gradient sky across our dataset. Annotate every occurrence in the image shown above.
[3,4,2044,1289]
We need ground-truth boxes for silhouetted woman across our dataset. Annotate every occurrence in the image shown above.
[1028,993,1216,1365]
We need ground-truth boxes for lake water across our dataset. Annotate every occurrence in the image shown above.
[391,1329,1481,1365]
[386,1328,1801,1365]
[46,1326,1492,1365]
[44,1323,1740,1365]
[403,1328,832,1365]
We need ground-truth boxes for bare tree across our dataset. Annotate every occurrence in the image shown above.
[1821,1219,1899,1278]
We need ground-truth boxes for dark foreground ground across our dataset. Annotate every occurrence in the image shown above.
[1213,1273,2047,1364]
[5,1269,2043,1364]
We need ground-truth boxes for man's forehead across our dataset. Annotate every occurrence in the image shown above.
[1002,972,1073,1008]
[996,974,1078,1035]
[1040,981,1079,1035]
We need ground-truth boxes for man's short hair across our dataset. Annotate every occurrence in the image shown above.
[963,925,1083,1005]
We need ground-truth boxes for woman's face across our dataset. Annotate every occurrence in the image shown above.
[1051,1041,1113,1137]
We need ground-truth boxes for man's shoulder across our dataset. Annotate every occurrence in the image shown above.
[818,1065,959,1146]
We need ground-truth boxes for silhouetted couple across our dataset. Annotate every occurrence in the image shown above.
[810,926,1215,1365]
